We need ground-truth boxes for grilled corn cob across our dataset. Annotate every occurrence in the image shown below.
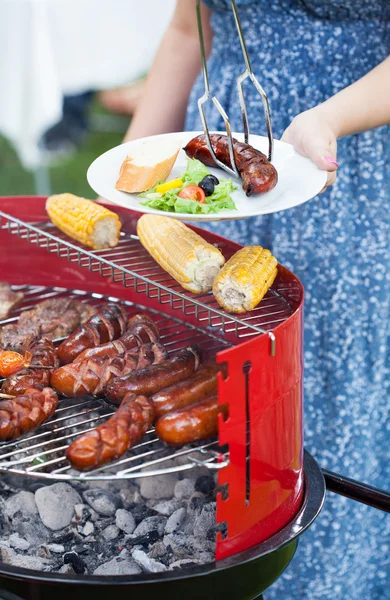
[137,214,225,293]
[212,246,278,313]
[46,194,121,250]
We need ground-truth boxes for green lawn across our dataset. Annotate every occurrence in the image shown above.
[0,102,128,198]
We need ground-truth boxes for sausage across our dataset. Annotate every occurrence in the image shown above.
[151,362,225,418]
[74,314,160,362]
[57,304,127,365]
[0,385,58,441]
[155,395,228,446]
[104,346,201,405]
[1,338,59,396]
[66,394,154,471]
[51,343,168,397]
[183,134,278,196]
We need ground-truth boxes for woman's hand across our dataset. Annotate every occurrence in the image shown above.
[281,108,339,192]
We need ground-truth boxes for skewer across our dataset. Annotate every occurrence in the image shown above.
[0,393,16,399]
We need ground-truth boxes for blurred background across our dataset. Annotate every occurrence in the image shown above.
[0,0,176,197]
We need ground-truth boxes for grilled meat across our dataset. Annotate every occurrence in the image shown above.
[0,283,24,321]
[0,298,97,352]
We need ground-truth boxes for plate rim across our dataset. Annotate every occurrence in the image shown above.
[87,130,327,222]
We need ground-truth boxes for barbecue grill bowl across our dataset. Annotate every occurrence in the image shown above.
[0,453,325,600]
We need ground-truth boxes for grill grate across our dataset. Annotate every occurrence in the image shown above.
[0,213,295,351]
[0,286,229,481]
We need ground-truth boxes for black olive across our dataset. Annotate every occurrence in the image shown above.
[199,174,220,196]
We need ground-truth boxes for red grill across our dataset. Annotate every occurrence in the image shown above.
[0,195,305,562]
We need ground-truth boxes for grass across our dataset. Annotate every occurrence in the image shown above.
[0,101,128,198]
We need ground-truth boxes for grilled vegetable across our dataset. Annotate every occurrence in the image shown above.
[46,194,121,250]
[137,215,225,293]
[212,246,278,313]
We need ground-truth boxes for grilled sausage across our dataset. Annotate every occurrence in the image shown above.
[1,338,59,396]
[0,385,58,441]
[151,362,224,418]
[155,395,227,446]
[104,346,201,405]
[66,394,154,471]
[51,343,167,397]
[57,304,127,365]
[183,134,278,196]
[74,314,160,362]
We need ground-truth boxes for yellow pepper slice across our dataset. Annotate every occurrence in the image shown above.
[155,179,184,194]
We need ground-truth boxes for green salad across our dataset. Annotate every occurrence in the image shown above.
[139,159,237,215]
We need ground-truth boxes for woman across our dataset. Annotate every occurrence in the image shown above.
[123,1,390,597]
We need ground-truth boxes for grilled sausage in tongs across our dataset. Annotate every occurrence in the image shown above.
[185,0,276,196]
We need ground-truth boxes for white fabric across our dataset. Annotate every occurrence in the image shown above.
[0,0,176,168]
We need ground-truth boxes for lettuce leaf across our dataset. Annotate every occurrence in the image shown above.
[139,158,238,214]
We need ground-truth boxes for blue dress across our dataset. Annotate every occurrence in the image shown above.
[186,1,390,598]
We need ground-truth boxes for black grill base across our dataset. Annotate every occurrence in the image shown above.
[0,542,297,600]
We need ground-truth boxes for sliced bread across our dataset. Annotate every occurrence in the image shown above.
[116,138,180,193]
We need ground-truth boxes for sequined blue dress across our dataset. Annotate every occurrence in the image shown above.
[186,1,390,598]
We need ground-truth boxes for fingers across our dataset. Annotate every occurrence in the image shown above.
[319,170,337,194]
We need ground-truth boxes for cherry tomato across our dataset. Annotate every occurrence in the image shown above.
[0,351,27,377]
[178,185,206,204]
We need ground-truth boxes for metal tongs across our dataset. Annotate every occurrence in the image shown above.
[196,0,274,177]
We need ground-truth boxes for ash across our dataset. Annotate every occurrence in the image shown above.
[0,467,225,576]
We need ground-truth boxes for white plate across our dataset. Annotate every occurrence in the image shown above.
[87,131,327,222]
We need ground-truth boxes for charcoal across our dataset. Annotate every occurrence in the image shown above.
[119,484,141,508]
[71,544,90,554]
[126,530,161,548]
[139,473,178,500]
[153,499,181,516]
[83,489,120,517]
[35,483,81,531]
[131,548,167,573]
[193,503,216,539]
[13,513,51,546]
[93,556,142,576]
[148,541,168,560]
[189,495,208,512]
[115,509,136,534]
[1,547,51,571]
[169,559,203,570]
[102,525,120,541]
[165,508,186,534]
[133,516,167,538]
[58,563,75,575]
[51,527,74,544]
[45,544,65,554]
[9,533,30,551]
[174,479,195,500]
[194,476,216,495]
[81,521,95,536]
[4,491,38,519]
[63,551,87,574]
[126,502,158,524]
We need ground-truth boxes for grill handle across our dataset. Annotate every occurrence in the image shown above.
[322,469,390,513]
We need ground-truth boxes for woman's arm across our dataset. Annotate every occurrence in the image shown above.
[316,55,390,138]
[282,56,390,188]
[124,0,212,142]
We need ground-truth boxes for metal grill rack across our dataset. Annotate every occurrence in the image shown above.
[0,286,229,481]
[0,211,295,353]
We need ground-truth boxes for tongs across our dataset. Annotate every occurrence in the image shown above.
[196,0,274,177]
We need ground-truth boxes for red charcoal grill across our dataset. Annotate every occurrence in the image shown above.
[0,196,388,600]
